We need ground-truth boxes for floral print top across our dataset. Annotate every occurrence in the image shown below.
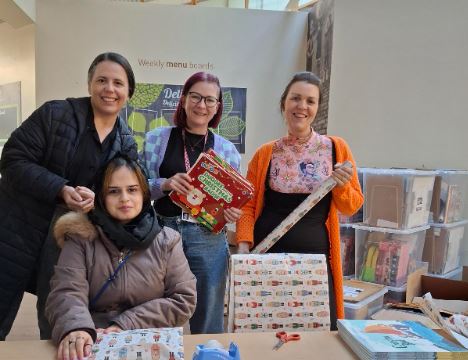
[269,131,333,193]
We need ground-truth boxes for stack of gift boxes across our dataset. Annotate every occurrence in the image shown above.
[340,168,468,319]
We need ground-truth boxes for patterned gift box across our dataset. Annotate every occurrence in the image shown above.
[89,327,183,360]
[228,253,330,333]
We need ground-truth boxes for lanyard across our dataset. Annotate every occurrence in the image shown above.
[182,129,208,172]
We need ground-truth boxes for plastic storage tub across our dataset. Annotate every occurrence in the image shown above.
[339,170,364,224]
[384,284,407,304]
[354,224,428,287]
[340,224,355,277]
[431,170,468,224]
[422,220,467,275]
[343,279,388,320]
[361,168,435,229]
[424,266,463,281]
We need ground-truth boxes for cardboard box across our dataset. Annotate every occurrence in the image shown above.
[420,266,468,301]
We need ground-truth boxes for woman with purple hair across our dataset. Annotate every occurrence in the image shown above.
[140,72,241,334]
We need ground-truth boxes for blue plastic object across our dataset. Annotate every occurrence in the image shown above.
[192,342,241,360]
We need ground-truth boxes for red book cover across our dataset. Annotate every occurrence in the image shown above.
[169,150,254,233]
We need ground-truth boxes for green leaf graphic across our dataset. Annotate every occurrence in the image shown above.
[127,112,147,133]
[134,135,144,152]
[222,91,233,116]
[217,116,245,139]
[128,84,164,108]
[149,116,170,130]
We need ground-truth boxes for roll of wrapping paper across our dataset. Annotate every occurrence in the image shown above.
[251,161,353,254]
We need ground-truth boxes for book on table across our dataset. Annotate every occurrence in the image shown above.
[337,319,468,359]
[170,149,254,233]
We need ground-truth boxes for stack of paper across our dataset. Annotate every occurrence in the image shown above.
[338,320,467,359]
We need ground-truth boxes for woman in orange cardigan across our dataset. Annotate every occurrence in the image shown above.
[236,72,363,329]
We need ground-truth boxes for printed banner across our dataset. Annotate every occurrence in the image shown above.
[120,83,247,153]
[305,0,334,134]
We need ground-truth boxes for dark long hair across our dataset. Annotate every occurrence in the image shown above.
[87,52,136,99]
[280,71,321,112]
[173,72,223,129]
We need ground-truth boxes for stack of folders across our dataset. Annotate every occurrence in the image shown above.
[337,320,468,359]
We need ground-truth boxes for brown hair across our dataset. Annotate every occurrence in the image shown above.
[88,52,136,98]
[280,71,321,112]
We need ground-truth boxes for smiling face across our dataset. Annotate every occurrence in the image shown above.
[282,81,320,138]
[104,166,143,224]
[88,60,129,119]
[183,81,220,134]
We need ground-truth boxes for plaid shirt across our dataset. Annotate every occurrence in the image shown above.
[140,126,241,200]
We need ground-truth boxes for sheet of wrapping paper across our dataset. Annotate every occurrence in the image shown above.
[228,253,330,333]
[251,161,352,254]
[87,328,183,360]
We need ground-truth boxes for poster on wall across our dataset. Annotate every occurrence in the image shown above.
[120,83,247,154]
[0,81,21,147]
[306,0,334,135]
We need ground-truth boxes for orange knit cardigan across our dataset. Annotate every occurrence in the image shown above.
[236,136,364,319]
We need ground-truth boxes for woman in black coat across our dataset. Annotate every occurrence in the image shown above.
[0,52,137,340]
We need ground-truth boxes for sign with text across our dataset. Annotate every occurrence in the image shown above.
[120,83,246,153]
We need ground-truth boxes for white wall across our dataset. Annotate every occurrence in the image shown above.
[0,22,35,121]
[13,0,36,22]
[329,0,468,264]
[35,0,307,170]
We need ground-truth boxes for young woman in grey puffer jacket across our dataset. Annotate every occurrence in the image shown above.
[46,156,196,360]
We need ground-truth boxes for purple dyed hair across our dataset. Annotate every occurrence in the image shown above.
[173,72,223,129]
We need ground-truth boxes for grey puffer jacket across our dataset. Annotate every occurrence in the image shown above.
[45,212,197,344]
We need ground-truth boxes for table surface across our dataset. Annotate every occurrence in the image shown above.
[0,331,359,359]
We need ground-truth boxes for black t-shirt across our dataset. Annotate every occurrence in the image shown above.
[67,109,118,188]
[155,127,214,216]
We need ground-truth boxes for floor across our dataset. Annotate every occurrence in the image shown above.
[7,293,39,341]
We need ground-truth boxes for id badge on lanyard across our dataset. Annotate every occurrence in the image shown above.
[181,129,208,223]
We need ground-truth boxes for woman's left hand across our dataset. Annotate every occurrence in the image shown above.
[331,162,353,187]
[223,207,243,223]
[75,186,95,213]
[57,330,93,360]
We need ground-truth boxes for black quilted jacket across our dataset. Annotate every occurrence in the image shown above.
[0,97,137,315]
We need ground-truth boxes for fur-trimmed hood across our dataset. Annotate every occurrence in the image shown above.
[54,212,98,248]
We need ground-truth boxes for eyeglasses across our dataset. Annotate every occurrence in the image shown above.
[187,91,219,108]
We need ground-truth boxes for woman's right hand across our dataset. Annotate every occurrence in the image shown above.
[161,173,193,195]
[57,330,93,360]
